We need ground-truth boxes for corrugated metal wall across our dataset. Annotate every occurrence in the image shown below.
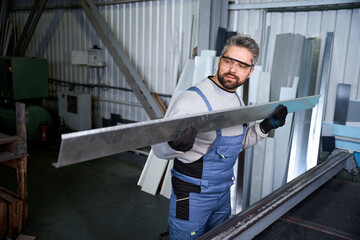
[228,0,360,123]
[9,0,199,124]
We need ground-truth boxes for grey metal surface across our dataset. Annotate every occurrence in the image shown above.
[55,95,319,168]
[228,0,360,10]
[334,83,351,125]
[262,26,271,71]
[78,0,163,120]
[241,147,253,211]
[346,100,360,122]
[197,149,357,240]
[307,32,334,170]
[288,37,320,181]
[198,0,211,52]
[270,33,305,101]
[235,151,246,214]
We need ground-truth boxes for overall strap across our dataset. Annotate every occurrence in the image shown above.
[234,92,242,106]
[188,86,221,137]
[171,169,209,188]
[188,86,212,111]
[235,92,246,133]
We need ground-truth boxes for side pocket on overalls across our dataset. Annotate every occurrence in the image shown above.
[172,176,201,220]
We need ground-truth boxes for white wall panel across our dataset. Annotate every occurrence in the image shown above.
[9,0,199,123]
[307,11,322,36]
[282,12,295,33]
[294,12,308,34]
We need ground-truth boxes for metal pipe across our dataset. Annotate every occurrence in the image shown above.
[9,0,155,11]
[229,0,360,11]
[198,149,357,240]
[266,4,360,12]
[48,78,172,98]
[95,97,142,107]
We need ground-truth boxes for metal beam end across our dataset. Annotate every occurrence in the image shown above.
[344,153,359,176]
[52,162,60,168]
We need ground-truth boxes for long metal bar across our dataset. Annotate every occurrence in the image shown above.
[198,149,357,240]
[287,38,320,182]
[229,0,360,10]
[55,95,319,168]
[78,0,163,119]
[198,0,211,52]
[9,1,157,11]
[48,78,172,98]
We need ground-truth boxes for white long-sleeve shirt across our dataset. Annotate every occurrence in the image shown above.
[152,77,267,163]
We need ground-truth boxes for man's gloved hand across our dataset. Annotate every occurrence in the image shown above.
[168,127,197,152]
[260,104,288,134]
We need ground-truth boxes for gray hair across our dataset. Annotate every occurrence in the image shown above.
[221,35,259,65]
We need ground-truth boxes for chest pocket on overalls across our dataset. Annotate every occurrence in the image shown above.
[215,145,240,159]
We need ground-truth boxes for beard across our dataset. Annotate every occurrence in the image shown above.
[218,72,243,90]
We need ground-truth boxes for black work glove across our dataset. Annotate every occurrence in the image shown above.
[168,127,197,152]
[260,104,288,134]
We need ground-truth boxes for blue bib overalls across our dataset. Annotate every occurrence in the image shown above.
[168,87,246,239]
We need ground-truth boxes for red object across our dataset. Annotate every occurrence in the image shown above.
[41,124,47,142]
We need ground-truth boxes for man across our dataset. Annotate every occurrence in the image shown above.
[152,35,287,239]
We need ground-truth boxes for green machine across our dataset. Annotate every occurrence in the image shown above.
[0,57,52,142]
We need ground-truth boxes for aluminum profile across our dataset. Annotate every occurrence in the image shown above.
[55,95,319,168]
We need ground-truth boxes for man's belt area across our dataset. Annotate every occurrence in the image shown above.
[172,158,233,189]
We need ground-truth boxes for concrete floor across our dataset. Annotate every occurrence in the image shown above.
[1,144,169,240]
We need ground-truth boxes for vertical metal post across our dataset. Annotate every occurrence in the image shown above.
[307,32,334,170]
[198,0,211,52]
[220,0,229,29]
[200,0,229,53]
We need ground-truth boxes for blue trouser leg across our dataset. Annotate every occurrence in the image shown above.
[168,191,204,240]
[204,188,231,232]
[168,188,231,239]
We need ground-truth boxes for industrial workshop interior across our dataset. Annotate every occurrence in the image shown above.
[1,0,360,239]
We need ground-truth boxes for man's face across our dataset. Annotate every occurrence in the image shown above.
[217,46,254,91]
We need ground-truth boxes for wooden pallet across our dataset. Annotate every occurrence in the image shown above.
[0,103,28,239]
[0,198,7,239]
[0,187,23,238]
